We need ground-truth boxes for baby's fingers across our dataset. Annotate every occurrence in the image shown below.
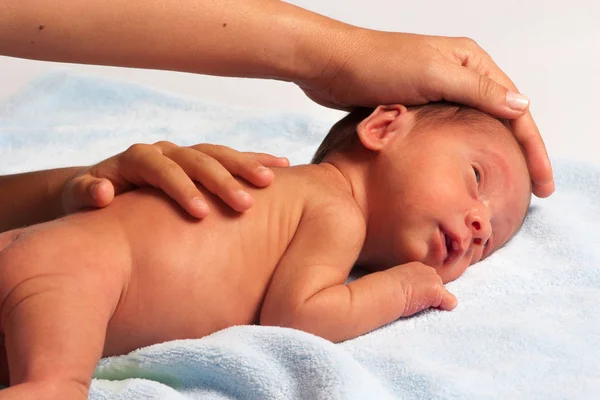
[435,288,458,311]
[398,263,458,316]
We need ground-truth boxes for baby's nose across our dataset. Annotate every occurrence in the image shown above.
[465,209,492,246]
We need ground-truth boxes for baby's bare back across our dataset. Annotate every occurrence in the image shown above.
[105,172,308,354]
[107,167,317,355]
[0,167,321,359]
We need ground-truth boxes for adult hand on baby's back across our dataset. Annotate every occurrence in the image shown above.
[392,262,458,317]
[298,30,554,198]
[62,141,290,218]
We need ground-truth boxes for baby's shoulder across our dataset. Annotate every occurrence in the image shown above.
[281,165,366,240]
[280,164,359,203]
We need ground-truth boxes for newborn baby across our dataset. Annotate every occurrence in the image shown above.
[0,103,531,399]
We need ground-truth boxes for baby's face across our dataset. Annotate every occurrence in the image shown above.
[366,121,531,283]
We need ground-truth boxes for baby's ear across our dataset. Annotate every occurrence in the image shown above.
[357,105,412,151]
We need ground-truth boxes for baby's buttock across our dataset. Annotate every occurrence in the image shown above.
[0,214,132,336]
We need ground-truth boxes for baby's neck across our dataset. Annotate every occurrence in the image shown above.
[319,152,393,269]
[318,154,370,222]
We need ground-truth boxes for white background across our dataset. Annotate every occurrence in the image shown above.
[1,0,598,164]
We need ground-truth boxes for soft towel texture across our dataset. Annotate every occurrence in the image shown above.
[1,72,599,399]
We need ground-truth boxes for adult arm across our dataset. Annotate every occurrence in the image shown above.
[0,0,324,82]
[0,167,82,233]
[0,142,288,232]
[0,0,553,196]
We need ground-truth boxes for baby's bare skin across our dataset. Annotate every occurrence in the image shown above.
[0,107,531,399]
[103,165,345,355]
[0,163,456,399]
[0,165,387,399]
[0,164,347,352]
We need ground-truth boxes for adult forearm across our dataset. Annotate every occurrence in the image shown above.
[0,167,82,232]
[0,0,351,83]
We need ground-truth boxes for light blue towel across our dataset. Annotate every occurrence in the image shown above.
[1,72,599,400]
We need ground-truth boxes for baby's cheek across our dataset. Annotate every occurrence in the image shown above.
[393,233,427,265]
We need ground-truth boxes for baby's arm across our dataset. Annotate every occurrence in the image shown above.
[260,202,457,342]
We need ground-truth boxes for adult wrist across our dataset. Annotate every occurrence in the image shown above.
[273,3,358,87]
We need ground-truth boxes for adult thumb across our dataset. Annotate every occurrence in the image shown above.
[62,176,115,213]
[443,65,530,119]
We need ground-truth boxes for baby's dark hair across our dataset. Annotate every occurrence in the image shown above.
[311,102,512,164]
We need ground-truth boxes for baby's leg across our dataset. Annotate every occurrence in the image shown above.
[0,218,130,399]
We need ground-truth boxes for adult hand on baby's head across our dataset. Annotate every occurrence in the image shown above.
[61,141,290,217]
[297,30,554,197]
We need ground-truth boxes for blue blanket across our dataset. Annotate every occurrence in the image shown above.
[1,72,598,399]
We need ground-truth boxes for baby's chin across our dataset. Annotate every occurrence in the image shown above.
[358,242,436,272]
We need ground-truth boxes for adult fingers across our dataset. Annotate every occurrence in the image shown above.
[438,62,530,119]
[241,152,290,168]
[188,144,281,188]
[164,145,257,212]
[510,114,555,197]
[62,176,115,213]
[120,143,210,218]
[439,61,554,197]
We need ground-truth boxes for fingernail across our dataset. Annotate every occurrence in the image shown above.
[535,178,554,185]
[192,197,209,212]
[236,190,252,203]
[506,91,530,111]
[256,166,271,174]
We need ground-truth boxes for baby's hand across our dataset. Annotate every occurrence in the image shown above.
[62,141,289,218]
[394,262,458,317]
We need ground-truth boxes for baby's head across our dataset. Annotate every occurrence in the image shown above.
[313,103,531,283]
